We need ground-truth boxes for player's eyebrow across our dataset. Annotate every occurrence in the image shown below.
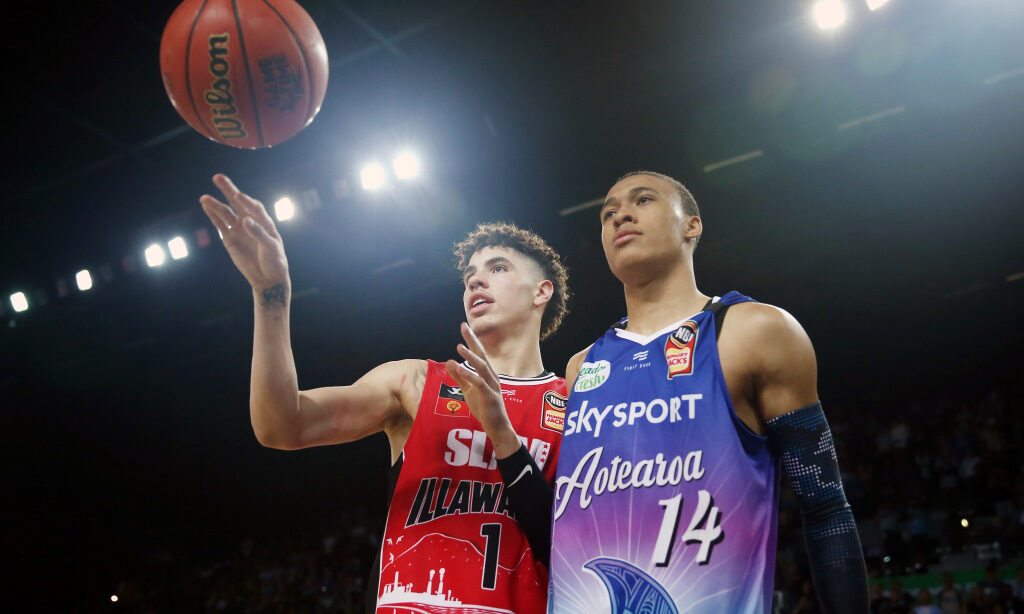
[601,186,658,212]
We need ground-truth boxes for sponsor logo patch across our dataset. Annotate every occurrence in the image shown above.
[541,390,568,432]
[574,360,612,393]
[665,321,698,379]
[434,383,468,417]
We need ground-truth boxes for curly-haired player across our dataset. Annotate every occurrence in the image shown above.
[200,175,569,614]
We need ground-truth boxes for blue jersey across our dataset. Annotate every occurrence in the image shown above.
[549,292,779,614]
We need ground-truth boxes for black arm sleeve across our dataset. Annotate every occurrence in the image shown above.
[497,443,554,567]
[765,402,870,614]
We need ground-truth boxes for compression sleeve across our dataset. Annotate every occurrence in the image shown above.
[765,402,870,614]
[497,443,554,567]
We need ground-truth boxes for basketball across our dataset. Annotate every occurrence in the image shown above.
[159,0,329,149]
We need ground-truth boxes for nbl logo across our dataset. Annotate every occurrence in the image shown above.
[665,321,698,379]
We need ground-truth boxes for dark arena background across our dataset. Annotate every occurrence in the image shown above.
[3,1,1023,612]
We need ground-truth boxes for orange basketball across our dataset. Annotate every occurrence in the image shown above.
[159,0,329,149]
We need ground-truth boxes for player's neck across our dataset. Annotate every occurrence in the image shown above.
[622,259,708,336]
[478,326,546,379]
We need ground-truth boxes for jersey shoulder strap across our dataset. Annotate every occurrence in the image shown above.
[702,291,757,340]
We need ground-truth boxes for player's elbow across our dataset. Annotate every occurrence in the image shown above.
[249,401,303,450]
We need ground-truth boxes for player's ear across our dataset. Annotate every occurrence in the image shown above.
[684,215,702,242]
[533,279,554,308]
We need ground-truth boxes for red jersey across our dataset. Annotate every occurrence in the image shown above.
[377,360,566,614]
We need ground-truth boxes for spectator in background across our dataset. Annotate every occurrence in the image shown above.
[913,588,941,614]
[890,580,914,614]
[871,584,890,614]
[981,567,1006,601]
[965,585,988,614]
[936,572,963,614]
[1013,567,1024,606]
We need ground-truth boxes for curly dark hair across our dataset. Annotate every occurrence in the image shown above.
[453,222,569,341]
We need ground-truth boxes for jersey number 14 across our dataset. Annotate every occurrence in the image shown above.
[652,490,723,566]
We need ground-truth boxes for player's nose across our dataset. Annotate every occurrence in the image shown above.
[466,272,487,290]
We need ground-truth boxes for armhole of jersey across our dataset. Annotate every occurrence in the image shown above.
[366,450,403,614]
[704,297,769,449]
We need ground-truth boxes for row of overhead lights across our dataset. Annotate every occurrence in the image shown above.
[814,0,890,30]
[5,151,423,315]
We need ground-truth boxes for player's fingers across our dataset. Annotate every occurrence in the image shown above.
[242,216,276,246]
[461,323,499,384]
[445,359,484,391]
[213,174,280,238]
[200,196,238,233]
[456,344,500,390]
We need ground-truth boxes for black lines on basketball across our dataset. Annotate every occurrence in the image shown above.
[231,0,265,147]
[261,0,315,123]
[186,0,215,140]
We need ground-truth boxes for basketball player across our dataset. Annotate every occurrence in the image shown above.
[462,171,869,613]
[199,174,570,614]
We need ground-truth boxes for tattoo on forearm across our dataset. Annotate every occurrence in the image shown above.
[260,284,288,309]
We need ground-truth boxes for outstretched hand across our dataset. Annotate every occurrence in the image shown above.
[199,174,290,295]
[446,323,523,459]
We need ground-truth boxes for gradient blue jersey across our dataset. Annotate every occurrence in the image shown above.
[549,292,780,614]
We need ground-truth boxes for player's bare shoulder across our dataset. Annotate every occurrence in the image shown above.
[718,302,816,371]
[718,301,818,423]
[565,345,593,395]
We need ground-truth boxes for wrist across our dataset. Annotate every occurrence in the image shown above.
[253,282,291,309]
[492,426,523,460]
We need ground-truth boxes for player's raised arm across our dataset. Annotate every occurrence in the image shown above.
[200,174,417,452]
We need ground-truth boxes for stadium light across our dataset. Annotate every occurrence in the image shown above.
[393,152,420,180]
[10,291,29,313]
[168,236,189,260]
[814,1,847,30]
[360,163,386,191]
[145,243,166,267]
[274,197,296,222]
[866,0,889,10]
[76,269,93,291]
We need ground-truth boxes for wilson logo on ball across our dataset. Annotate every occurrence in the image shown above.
[205,33,246,141]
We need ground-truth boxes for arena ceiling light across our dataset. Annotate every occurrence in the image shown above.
[813,0,847,30]
[866,0,889,10]
[274,197,296,222]
[168,236,189,260]
[76,269,93,291]
[360,163,386,191]
[10,291,29,313]
[145,243,167,268]
[393,151,420,180]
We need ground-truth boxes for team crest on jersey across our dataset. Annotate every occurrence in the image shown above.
[665,320,698,379]
[433,383,468,417]
[541,390,568,432]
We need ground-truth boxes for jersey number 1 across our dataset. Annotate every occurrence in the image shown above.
[480,523,502,589]
[652,490,723,566]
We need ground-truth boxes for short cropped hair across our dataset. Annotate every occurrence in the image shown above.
[616,170,700,218]
[453,222,569,340]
